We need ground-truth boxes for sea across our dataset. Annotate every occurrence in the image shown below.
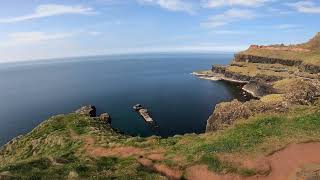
[0,53,251,146]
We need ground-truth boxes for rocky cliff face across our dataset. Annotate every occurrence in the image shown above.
[205,33,320,132]
[211,64,285,83]
[234,54,320,74]
[206,99,289,132]
[206,100,251,131]
[234,54,303,66]
[242,80,277,98]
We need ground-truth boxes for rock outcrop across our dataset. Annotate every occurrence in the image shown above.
[299,63,320,74]
[211,64,285,83]
[75,105,96,117]
[284,79,320,105]
[99,113,112,123]
[206,99,289,132]
[206,100,252,131]
[234,54,303,66]
[242,80,277,98]
[203,33,320,132]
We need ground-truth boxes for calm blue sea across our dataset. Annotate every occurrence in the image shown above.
[0,53,248,145]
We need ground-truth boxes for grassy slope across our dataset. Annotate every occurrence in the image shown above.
[0,114,162,179]
[1,100,320,179]
[226,62,297,78]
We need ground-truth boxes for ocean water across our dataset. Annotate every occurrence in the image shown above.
[0,53,249,146]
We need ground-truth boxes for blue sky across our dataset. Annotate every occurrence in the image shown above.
[0,0,319,62]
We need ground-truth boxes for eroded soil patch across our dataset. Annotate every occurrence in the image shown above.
[187,142,320,180]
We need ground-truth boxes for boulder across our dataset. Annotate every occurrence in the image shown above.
[75,105,96,117]
[206,100,252,132]
[99,113,112,123]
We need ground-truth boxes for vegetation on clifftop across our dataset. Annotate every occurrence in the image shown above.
[1,99,320,179]
[2,33,320,179]
[239,32,320,66]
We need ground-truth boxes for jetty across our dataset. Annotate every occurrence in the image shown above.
[133,104,154,123]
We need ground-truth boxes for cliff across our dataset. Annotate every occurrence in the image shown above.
[235,32,320,74]
[202,33,320,132]
[2,103,320,179]
[2,33,320,179]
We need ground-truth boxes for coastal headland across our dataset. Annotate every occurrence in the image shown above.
[1,33,320,179]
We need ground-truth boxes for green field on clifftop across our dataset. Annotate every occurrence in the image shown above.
[239,33,320,66]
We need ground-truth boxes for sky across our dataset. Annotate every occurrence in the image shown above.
[0,0,319,62]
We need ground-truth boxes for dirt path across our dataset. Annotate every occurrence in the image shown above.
[70,130,144,158]
[69,130,182,179]
[187,142,320,180]
[137,158,183,180]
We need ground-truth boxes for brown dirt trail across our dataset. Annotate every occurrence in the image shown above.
[187,142,320,180]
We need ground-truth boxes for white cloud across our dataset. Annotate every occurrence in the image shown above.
[138,0,195,13]
[289,1,320,13]
[202,9,256,28]
[203,0,268,8]
[0,4,95,23]
[274,24,300,30]
[0,32,74,47]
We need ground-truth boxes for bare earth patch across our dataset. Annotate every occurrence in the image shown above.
[153,163,183,180]
[82,136,144,157]
[262,142,320,180]
[72,131,182,179]
[187,142,320,180]
[147,153,165,161]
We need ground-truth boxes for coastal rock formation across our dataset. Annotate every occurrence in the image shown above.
[75,105,96,117]
[234,54,303,66]
[206,99,289,132]
[99,113,112,123]
[284,79,320,105]
[211,64,285,83]
[200,33,320,132]
[244,100,288,114]
[299,63,320,74]
[242,80,276,98]
[206,100,251,131]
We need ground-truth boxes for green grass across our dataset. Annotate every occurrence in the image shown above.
[260,94,284,103]
[199,117,283,153]
[200,154,236,173]
[226,64,292,78]
[147,106,320,175]
[69,116,90,135]
[1,102,320,179]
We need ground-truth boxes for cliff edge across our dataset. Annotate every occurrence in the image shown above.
[196,33,320,132]
[1,33,320,179]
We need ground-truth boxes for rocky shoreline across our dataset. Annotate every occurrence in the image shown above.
[195,33,320,133]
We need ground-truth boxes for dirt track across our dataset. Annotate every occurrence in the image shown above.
[187,142,320,180]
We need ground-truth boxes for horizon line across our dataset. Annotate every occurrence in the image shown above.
[0,50,240,65]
